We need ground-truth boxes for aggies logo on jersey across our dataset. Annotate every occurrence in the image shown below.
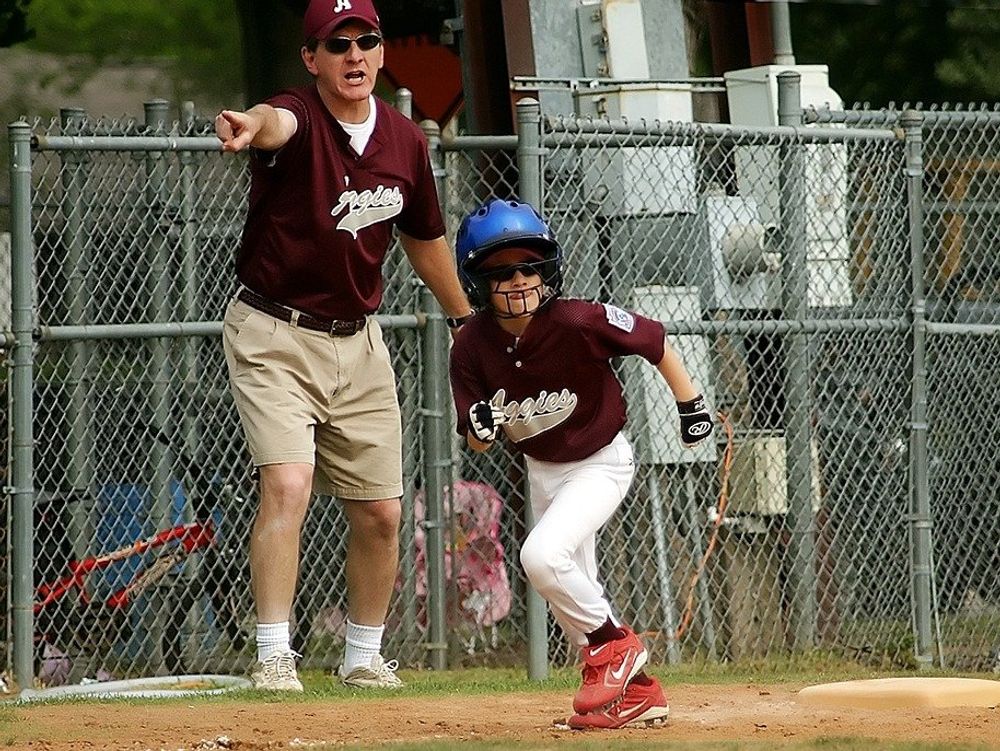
[490,387,578,442]
[331,184,404,238]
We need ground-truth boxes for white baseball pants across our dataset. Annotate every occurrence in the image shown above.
[520,431,635,646]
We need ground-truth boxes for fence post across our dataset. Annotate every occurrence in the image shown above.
[178,102,201,460]
[143,99,174,671]
[395,88,413,120]
[777,71,817,650]
[59,107,95,563]
[419,119,450,670]
[516,97,549,681]
[9,120,36,692]
[391,100,422,650]
[901,109,934,671]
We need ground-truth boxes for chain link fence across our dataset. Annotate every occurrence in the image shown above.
[4,89,1000,689]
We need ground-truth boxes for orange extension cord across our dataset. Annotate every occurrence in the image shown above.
[673,410,734,642]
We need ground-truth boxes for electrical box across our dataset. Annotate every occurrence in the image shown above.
[727,435,822,515]
[631,285,716,466]
[576,84,696,216]
[724,64,840,127]
[724,65,851,308]
[703,194,781,312]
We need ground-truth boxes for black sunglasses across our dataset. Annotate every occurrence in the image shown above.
[481,262,544,282]
[322,32,383,55]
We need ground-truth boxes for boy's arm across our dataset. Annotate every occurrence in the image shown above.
[656,336,713,447]
[655,336,699,402]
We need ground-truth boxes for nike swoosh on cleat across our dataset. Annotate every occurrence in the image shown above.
[608,650,633,681]
[588,643,610,656]
[616,702,649,721]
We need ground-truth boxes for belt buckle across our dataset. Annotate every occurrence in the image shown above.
[330,318,359,336]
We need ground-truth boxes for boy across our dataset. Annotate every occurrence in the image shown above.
[448,198,713,729]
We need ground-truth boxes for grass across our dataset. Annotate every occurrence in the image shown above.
[7,655,990,706]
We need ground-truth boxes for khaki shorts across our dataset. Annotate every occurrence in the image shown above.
[222,296,403,500]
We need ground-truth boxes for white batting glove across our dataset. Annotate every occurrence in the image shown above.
[469,401,506,443]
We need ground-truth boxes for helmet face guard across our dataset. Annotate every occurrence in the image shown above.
[456,198,564,314]
[470,259,551,319]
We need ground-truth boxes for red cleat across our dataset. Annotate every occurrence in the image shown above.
[568,676,670,730]
[572,625,648,714]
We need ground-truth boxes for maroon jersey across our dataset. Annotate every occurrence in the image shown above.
[236,86,445,320]
[450,299,666,462]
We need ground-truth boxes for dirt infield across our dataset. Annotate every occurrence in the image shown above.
[5,682,999,750]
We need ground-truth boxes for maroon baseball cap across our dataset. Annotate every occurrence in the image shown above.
[304,0,381,41]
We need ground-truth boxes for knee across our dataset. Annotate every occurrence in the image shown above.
[349,499,401,542]
[259,467,312,523]
[519,534,566,592]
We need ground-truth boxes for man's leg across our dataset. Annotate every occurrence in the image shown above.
[337,496,403,687]
[249,462,313,691]
[253,463,313,622]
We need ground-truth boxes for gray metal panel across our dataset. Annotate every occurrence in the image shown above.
[526,1,690,115]
[641,0,689,79]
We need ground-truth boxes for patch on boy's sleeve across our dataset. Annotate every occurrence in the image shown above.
[602,303,635,333]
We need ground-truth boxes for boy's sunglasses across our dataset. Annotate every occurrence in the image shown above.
[322,32,383,55]
[481,262,544,282]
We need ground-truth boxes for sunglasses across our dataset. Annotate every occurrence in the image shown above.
[481,262,544,282]
[322,32,383,55]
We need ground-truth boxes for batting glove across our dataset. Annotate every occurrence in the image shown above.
[469,401,506,443]
[677,394,713,447]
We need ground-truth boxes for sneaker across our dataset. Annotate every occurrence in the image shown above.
[250,649,304,692]
[338,654,403,688]
[568,676,670,730]
[572,625,648,714]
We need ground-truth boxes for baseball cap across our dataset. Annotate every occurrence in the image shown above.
[304,0,381,41]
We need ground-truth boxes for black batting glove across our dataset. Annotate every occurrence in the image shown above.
[469,401,506,443]
[677,394,713,447]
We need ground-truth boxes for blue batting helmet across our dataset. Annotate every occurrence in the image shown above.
[455,197,563,309]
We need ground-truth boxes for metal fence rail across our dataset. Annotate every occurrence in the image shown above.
[5,82,1000,690]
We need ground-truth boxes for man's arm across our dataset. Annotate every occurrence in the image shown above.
[400,233,474,319]
[215,105,297,152]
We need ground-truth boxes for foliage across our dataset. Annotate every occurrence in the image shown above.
[936,8,1000,101]
[790,2,1000,105]
[0,0,33,46]
[24,0,241,101]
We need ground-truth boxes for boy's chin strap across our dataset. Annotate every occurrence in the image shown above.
[490,284,550,319]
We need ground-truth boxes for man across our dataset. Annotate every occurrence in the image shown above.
[215,0,474,691]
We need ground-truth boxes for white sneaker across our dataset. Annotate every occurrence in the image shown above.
[338,654,403,688]
[251,650,304,692]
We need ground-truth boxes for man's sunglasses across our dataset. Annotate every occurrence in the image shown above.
[322,32,383,55]
[481,262,545,282]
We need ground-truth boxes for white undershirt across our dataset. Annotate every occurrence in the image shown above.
[337,96,377,156]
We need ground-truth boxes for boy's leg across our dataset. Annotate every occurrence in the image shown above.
[520,435,646,713]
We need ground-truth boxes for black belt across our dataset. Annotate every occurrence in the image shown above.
[236,288,367,336]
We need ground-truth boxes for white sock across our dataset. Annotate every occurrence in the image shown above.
[343,620,384,672]
[256,621,291,662]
